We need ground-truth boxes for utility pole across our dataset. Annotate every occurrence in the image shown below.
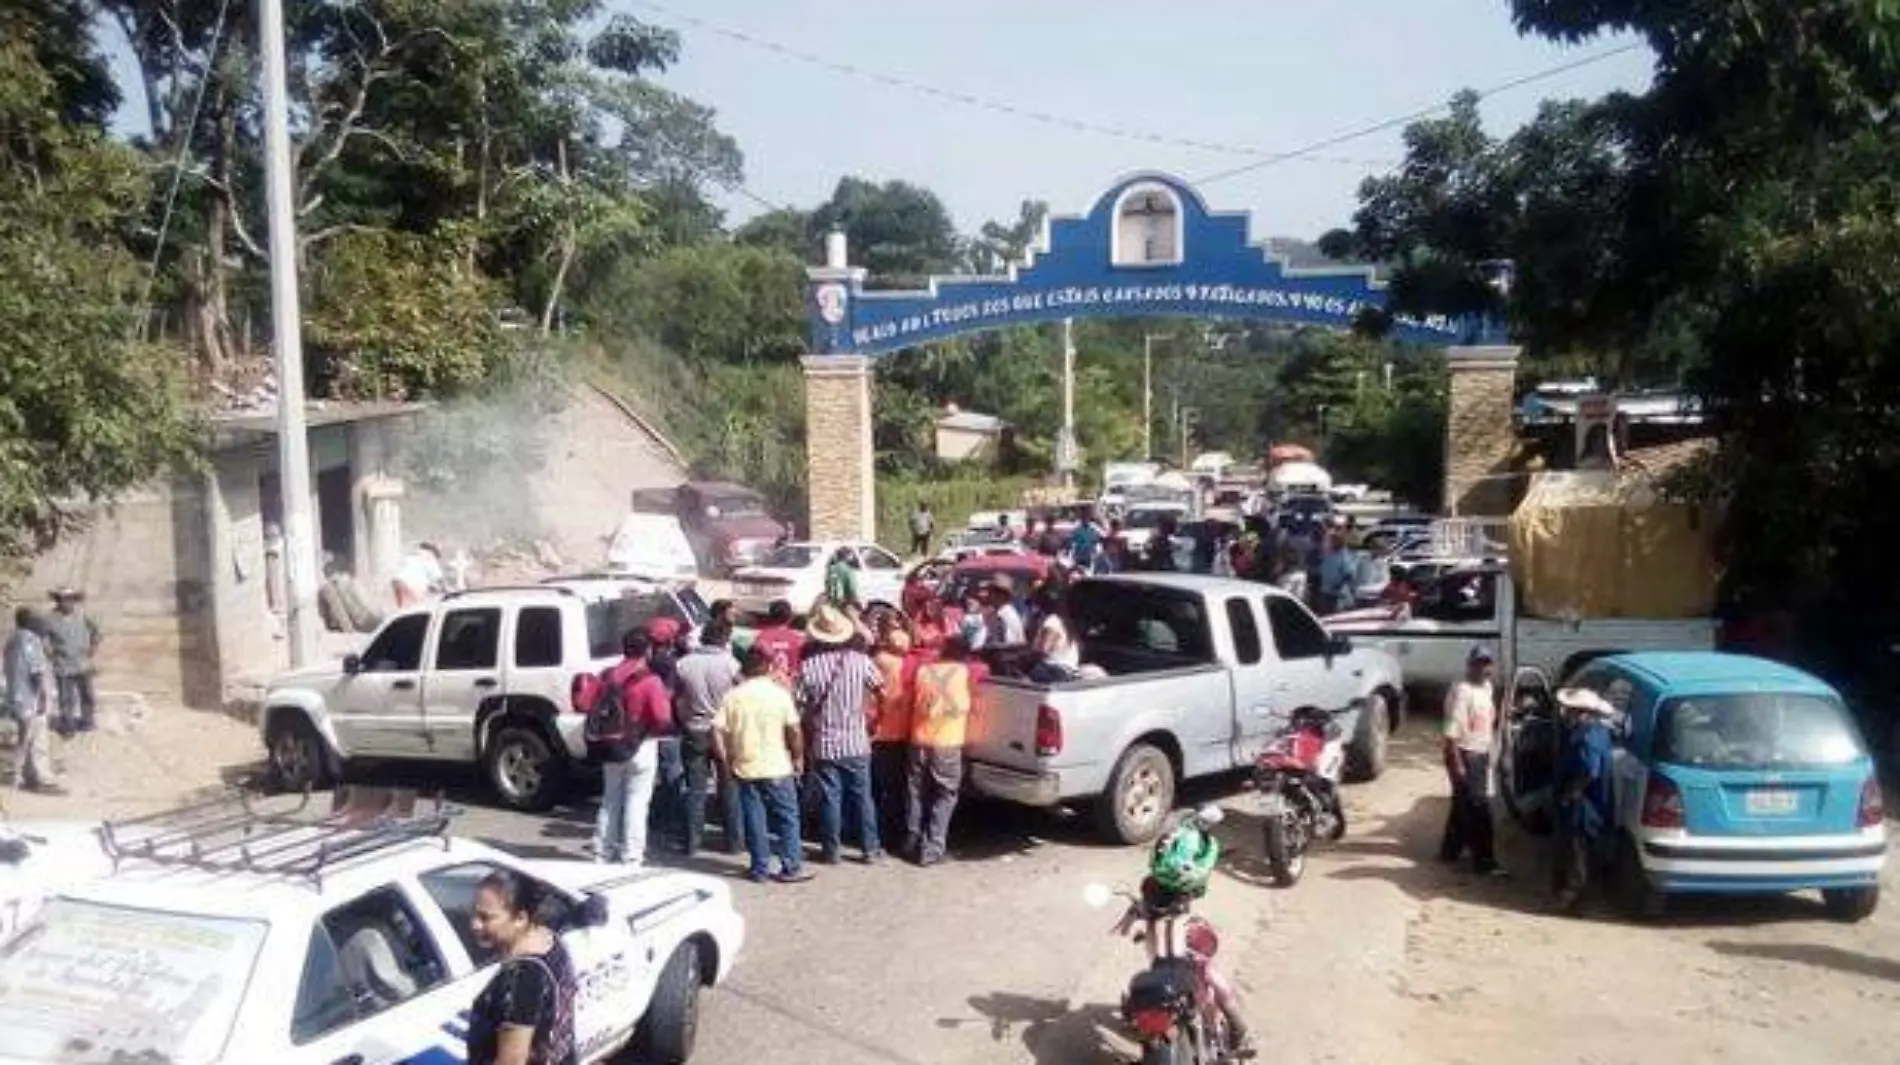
[1179,407,1198,468]
[1143,333,1171,460]
[1058,318,1077,489]
[260,0,319,666]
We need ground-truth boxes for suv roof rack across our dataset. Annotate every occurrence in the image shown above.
[99,786,460,888]
[441,584,577,601]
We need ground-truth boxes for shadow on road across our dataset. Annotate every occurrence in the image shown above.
[940,992,1126,1065]
[1705,940,1900,982]
[947,797,1110,861]
[1283,783,1854,929]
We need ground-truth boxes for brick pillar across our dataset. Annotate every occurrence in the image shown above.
[802,355,876,542]
[1442,345,1522,516]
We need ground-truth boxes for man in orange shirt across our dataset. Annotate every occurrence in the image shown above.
[905,637,975,867]
[871,624,917,847]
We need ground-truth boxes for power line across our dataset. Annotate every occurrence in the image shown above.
[1191,42,1645,186]
[629,0,1398,167]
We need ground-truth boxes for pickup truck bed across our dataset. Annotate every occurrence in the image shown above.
[964,574,1408,844]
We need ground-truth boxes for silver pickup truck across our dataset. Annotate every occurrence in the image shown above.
[966,574,1408,844]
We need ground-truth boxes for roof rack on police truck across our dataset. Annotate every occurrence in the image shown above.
[97,785,459,887]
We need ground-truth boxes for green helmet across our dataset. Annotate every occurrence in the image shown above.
[1149,819,1220,896]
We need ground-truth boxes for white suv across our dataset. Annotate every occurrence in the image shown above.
[261,583,650,811]
[0,790,744,1065]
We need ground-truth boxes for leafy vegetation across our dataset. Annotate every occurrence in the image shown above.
[0,24,199,569]
[1329,0,1900,696]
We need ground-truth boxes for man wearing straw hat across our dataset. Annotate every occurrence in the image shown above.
[797,604,886,864]
[1552,686,1620,913]
[45,586,101,735]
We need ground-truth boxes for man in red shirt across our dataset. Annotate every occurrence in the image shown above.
[591,631,674,867]
[751,599,806,683]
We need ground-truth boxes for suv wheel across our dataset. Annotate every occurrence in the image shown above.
[485,724,563,811]
[265,713,329,792]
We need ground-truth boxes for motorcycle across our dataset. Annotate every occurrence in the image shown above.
[1252,704,1353,886]
[1085,805,1245,1065]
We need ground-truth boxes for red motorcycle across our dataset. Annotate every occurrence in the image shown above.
[1251,704,1353,887]
[1086,807,1241,1065]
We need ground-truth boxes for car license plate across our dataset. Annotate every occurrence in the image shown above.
[1745,789,1798,815]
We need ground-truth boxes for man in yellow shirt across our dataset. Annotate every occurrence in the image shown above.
[714,647,813,883]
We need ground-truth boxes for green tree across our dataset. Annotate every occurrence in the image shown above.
[1326,90,1660,382]
[578,241,805,364]
[0,29,199,570]
[810,177,964,287]
[1345,2,1900,677]
[734,207,816,261]
[305,228,511,399]
[969,199,1049,274]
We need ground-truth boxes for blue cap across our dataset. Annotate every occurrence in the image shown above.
[1468,643,1496,663]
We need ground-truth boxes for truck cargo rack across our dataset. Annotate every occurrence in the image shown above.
[98,786,459,888]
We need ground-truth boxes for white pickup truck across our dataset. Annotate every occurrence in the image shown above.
[261,582,655,811]
[1326,562,1718,696]
[966,574,1408,844]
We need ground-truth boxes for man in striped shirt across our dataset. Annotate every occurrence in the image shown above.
[796,605,886,864]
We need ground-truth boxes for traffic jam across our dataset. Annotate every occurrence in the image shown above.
[1,456,1892,1065]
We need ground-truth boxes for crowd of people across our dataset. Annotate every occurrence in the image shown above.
[923,501,1388,618]
[556,501,1400,881]
[573,574,1090,882]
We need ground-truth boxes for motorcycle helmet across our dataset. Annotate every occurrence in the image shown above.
[1148,819,1220,897]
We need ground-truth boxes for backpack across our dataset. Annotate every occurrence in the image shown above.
[579,667,648,763]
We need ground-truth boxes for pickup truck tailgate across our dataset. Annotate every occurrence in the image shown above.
[967,680,1050,775]
[966,664,1235,807]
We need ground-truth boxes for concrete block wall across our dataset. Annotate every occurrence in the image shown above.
[205,454,282,695]
[802,355,876,542]
[1442,345,1524,517]
[11,476,221,709]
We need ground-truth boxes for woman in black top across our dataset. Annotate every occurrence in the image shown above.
[466,870,579,1065]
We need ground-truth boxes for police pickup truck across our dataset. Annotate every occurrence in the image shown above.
[0,788,744,1065]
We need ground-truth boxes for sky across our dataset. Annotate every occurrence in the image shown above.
[628,0,1656,240]
[100,0,1655,243]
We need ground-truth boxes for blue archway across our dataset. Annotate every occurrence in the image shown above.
[796,172,1518,546]
[805,171,1502,356]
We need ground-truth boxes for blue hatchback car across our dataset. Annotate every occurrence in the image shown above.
[1557,652,1888,921]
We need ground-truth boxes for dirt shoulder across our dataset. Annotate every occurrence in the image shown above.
[0,695,262,822]
[1225,734,1900,1065]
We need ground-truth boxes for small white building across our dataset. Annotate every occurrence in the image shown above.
[935,406,1008,463]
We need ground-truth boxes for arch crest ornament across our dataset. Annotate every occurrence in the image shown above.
[805,171,1497,358]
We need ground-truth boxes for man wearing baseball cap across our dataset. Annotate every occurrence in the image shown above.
[1439,643,1505,876]
[1552,687,1619,912]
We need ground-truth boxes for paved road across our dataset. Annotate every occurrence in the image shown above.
[440,728,1900,1065]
